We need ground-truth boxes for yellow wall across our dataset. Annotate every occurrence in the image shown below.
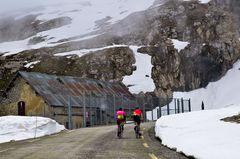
[20,83,48,116]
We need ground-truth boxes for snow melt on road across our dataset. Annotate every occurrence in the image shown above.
[123,46,155,94]
[155,106,240,159]
[0,116,65,144]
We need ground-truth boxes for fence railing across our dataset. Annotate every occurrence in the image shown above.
[145,97,191,121]
[159,98,191,116]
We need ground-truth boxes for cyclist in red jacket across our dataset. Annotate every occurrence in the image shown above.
[132,107,142,138]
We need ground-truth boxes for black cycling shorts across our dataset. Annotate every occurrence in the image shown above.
[133,115,141,125]
[117,120,124,125]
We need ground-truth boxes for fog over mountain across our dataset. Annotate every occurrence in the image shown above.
[0,0,45,14]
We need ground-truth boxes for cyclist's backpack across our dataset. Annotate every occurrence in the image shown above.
[116,110,125,120]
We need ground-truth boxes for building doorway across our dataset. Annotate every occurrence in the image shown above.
[18,101,25,116]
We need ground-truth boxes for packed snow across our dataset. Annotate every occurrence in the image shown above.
[122,46,155,94]
[0,116,65,144]
[154,60,240,158]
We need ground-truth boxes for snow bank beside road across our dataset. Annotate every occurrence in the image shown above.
[0,116,65,144]
[155,106,240,159]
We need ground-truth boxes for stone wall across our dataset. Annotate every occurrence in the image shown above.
[0,78,47,116]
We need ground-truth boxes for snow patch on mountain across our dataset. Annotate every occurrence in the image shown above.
[54,44,128,57]
[171,39,189,52]
[123,46,155,94]
[24,60,41,68]
[183,0,211,4]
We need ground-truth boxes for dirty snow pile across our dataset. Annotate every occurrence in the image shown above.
[0,116,65,144]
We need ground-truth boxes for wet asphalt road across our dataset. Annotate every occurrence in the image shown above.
[0,122,189,159]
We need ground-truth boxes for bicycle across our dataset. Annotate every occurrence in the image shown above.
[134,124,141,139]
[117,121,124,139]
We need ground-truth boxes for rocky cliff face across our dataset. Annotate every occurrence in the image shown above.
[0,0,240,99]
[138,0,240,98]
[31,47,136,82]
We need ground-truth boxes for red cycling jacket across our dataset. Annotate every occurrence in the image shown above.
[133,109,142,116]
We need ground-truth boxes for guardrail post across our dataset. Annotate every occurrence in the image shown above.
[113,95,116,123]
[174,99,177,114]
[158,97,161,118]
[188,99,191,112]
[83,93,86,128]
[68,96,72,129]
[177,99,180,113]
[167,97,170,115]
[181,98,184,113]
[201,101,205,110]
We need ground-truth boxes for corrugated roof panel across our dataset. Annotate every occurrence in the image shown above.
[117,84,131,96]
[111,86,122,95]
[105,85,116,95]
[19,71,133,107]
[70,82,84,96]
[70,96,82,107]
[43,94,62,106]
[87,84,102,96]
[55,95,68,106]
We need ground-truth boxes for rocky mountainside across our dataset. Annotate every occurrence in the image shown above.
[0,0,239,98]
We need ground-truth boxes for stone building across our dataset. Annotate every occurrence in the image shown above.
[0,71,134,129]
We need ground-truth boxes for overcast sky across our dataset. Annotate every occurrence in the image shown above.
[0,0,69,14]
[1,1,43,12]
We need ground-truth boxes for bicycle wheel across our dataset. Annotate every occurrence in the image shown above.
[135,125,140,139]
[118,125,122,139]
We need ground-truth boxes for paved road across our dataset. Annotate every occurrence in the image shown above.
[0,122,189,159]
